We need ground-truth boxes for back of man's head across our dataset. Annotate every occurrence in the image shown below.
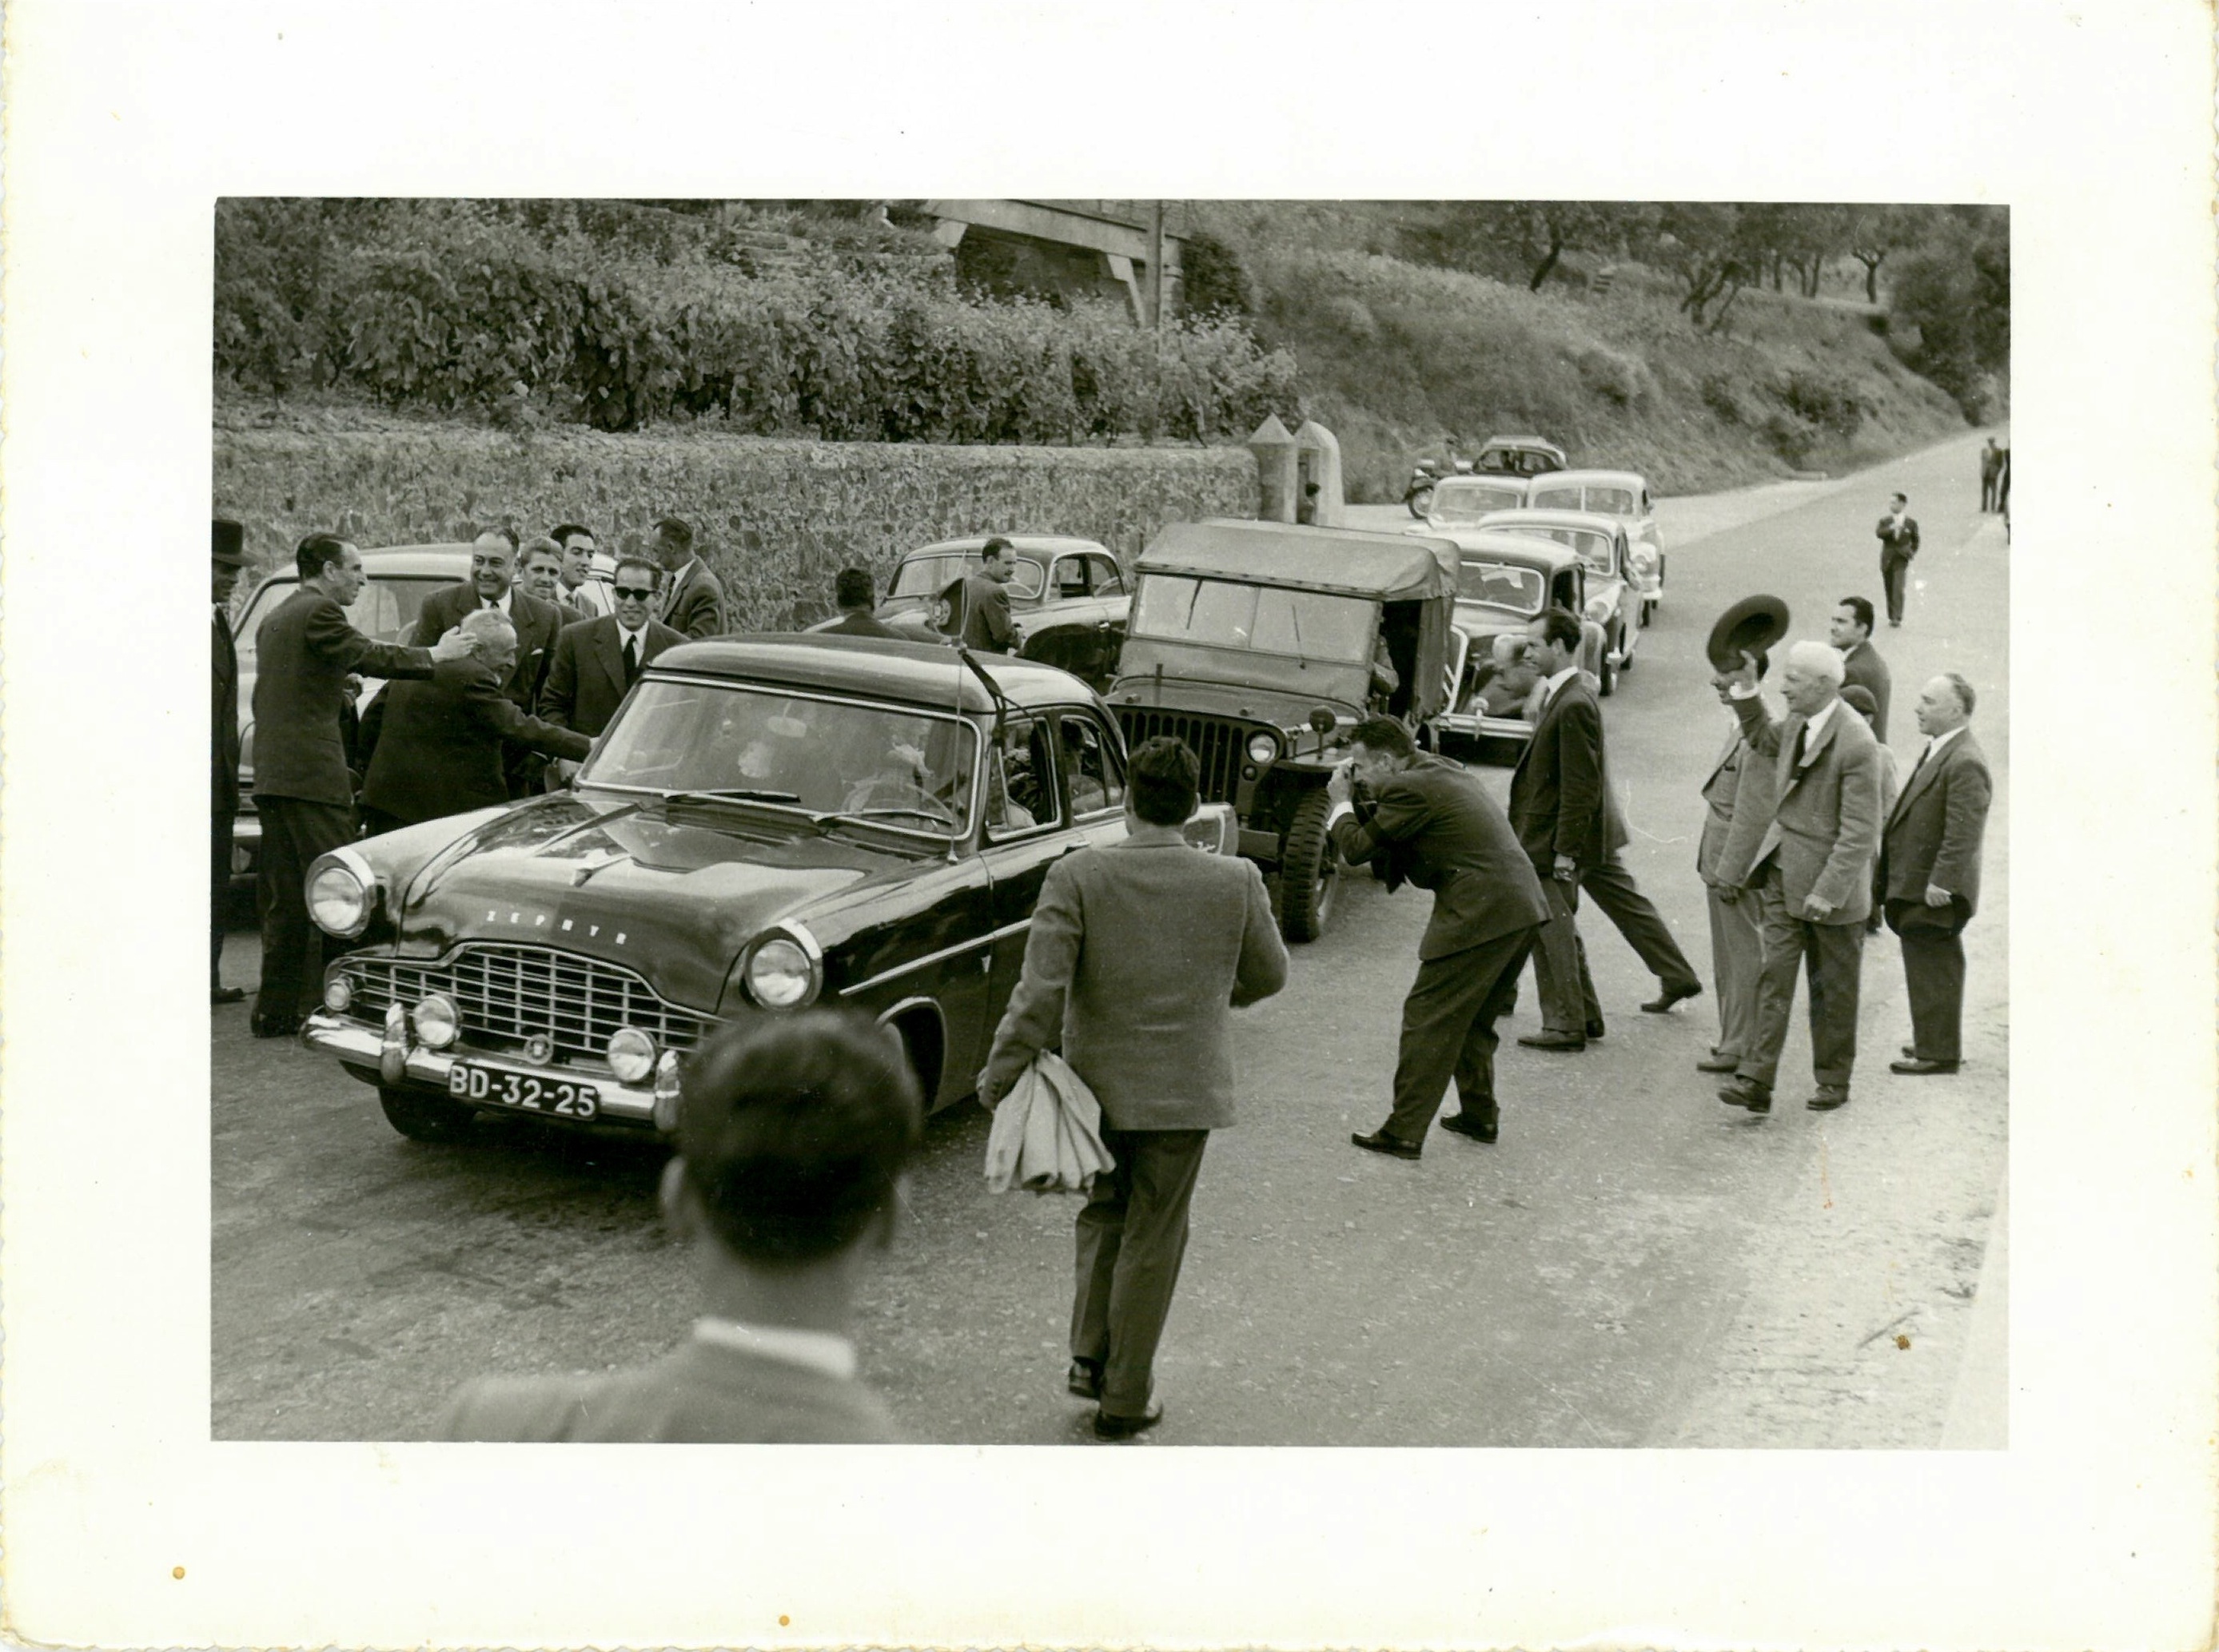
[1129,736,1201,826]
[679,1012,922,1267]
[835,567,876,611]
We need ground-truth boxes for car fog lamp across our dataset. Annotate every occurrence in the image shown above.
[307,863,370,937]
[323,976,353,1014]
[607,1027,657,1085]
[1245,730,1278,765]
[411,993,459,1049]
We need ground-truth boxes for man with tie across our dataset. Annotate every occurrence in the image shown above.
[1874,492,1921,627]
[212,519,252,1005]
[1695,652,1780,1075]
[1828,596,1892,744]
[540,555,687,739]
[410,527,569,797]
[550,522,615,619]
[1716,640,1885,1115]
[652,516,728,640]
[1881,674,1994,1076]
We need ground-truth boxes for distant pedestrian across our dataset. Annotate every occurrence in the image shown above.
[539,554,686,739]
[821,567,902,639]
[438,1012,920,1443]
[1329,716,1548,1158]
[1978,438,2004,512]
[1881,674,1993,1077]
[212,519,252,1006]
[1695,652,1779,1076]
[249,534,473,1037]
[652,516,727,640]
[958,537,1020,655]
[1874,492,1920,627]
[410,526,570,798]
[1828,595,1892,743]
[978,737,1288,1439]
[550,523,615,619]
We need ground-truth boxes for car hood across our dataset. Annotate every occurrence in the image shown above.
[392,794,894,1013]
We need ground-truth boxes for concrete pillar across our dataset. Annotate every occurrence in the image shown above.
[1248,414,1299,523]
[1105,253,1146,325]
[1293,420,1346,527]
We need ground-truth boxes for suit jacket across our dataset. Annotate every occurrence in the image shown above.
[562,577,616,619]
[214,606,241,815]
[1508,675,1622,872]
[1697,724,1749,886]
[823,608,903,639]
[959,572,1017,653]
[1840,639,1893,745]
[360,657,592,826]
[980,836,1287,1131]
[1730,693,1884,924]
[1331,758,1549,961]
[1879,729,1991,912]
[1875,512,1922,559]
[436,1335,900,1443]
[540,614,687,738]
[658,557,727,640]
[251,587,436,807]
[409,583,567,714]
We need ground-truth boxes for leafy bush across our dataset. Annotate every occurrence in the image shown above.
[1779,368,1870,438]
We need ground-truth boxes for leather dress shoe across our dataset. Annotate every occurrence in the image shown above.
[250,1014,301,1040]
[1517,1030,1587,1053]
[1350,1129,1422,1160]
[1695,1053,1739,1073]
[1067,1358,1103,1401]
[1806,1085,1851,1111]
[1717,1077,1772,1113]
[1641,981,1703,1013]
[1889,1057,1960,1076]
[1094,1399,1164,1440]
[1438,1110,1499,1144]
[212,985,247,1005]
[1584,1018,1607,1040]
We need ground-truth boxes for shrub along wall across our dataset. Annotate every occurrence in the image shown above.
[214,423,1257,630]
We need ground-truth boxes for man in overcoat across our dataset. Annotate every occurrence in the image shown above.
[539,555,687,738]
[410,526,570,797]
[212,519,251,1005]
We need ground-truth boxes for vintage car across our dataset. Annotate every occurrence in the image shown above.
[823,533,1130,690]
[297,636,1203,1144]
[1408,472,1532,532]
[1430,529,1589,757]
[1106,519,1459,943]
[226,543,475,879]
[1523,468,1665,623]
[1474,434,1569,477]
[1474,508,1642,694]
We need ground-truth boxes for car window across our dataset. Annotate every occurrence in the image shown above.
[1528,485,1580,513]
[890,551,1046,603]
[1058,713,1124,817]
[984,715,1061,838]
[1566,531,1615,575]
[1586,487,1635,516]
[1431,480,1526,521]
[1049,556,1092,599]
[1086,554,1125,595]
[234,574,453,667]
[1132,575,1372,663]
[1456,561,1545,611]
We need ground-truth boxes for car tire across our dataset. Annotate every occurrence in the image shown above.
[1406,487,1434,519]
[379,1085,476,1143]
[1275,790,1341,944]
[1598,649,1617,698]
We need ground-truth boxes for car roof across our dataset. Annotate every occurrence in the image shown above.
[1530,468,1647,491]
[1425,528,1584,572]
[1482,434,1565,452]
[645,634,1098,715]
[906,535,1112,560]
[1137,518,1456,599]
[249,543,474,583]
[1476,508,1627,537]
[1434,475,1530,493]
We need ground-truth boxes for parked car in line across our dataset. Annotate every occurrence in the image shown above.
[297,636,1222,1145]
[1428,529,1589,758]
[1524,468,1665,622]
[1408,473,1532,531]
[819,533,1129,691]
[225,543,475,880]
[1475,508,1642,694]
[1474,434,1569,477]
[1106,519,1460,943]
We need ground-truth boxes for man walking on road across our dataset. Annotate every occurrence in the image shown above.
[212,519,251,1005]
[1329,717,1549,1159]
[1716,641,1885,1115]
[1695,653,1779,1076]
[978,738,1287,1439]
[1829,596,1892,744]
[1881,674,1994,1076]
[1874,492,1920,627]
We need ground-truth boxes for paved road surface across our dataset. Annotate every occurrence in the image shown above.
[213,435,2006,1445]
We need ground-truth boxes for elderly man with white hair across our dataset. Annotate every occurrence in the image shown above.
[1714,638,1885,1116]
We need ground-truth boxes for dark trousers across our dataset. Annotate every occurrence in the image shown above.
[1072,1127,1209,1417]
[213,811,235,989]
[1880,551,1913,623]
[1980,474,1998,511]
[1738,866,1866,1090]
[1386,926,1539,1143]
[1530,876,1596,1034]
[1582,850,1700,993]
[1886,896,1972,1062]
[1706,882,1763,1060]
[255,795,357,1025]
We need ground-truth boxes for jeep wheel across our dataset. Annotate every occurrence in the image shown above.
[1276,790,1341,943]
[379,1085,476,1143]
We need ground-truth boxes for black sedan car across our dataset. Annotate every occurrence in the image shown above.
[297,635,1198,1144]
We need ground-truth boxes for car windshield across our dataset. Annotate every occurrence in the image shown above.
[233,574,454,667]
[888,551,1046,602]
[1456,561,1546,611]
[1130,575,1374,663]
[1532,484,1636,517]
[580,679,979,834]
[1429,480,1527,521]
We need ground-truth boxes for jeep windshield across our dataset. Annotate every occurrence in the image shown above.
[1456,561,1548,612]
[889,553,1046,602]
[1129,575,1373,662]
[580,679,978,835]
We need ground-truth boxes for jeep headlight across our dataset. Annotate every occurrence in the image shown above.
[306,853,374,937]
[744,928,823,1009]
[1245,730,1278,765]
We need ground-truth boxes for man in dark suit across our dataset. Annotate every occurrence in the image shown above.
[1882,674,1994,1076]
[251,534,474,1037]
[958,536,1019,654]
[409,526,569,798]
[1506,607,1608,1050]
[652,515,727,640]
[979,738,1287,1439]
[1829,595,1892,744]
[540,555,686,739]
[1874,492,1921,627]
[212,519,251,1005]
[1329,717,1549,1159]
[1696,653,1781,1074]
[359,611,593,832]
[821,566,901,638]
[439,1012,918,1443]
[1717,640,1886,1114]
[1978,438,2004,512]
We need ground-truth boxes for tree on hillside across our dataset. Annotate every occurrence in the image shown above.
[1652,204,1763,329]
[1401,202,1658,291]
[1179,229,1257,319]
[1888,210,2009,417]
[1847,205,1934,304]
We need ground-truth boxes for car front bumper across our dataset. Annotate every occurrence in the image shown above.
[1440,711,1536,743]
[301,1011,671,1129]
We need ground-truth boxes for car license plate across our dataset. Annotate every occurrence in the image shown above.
[447,1062,600,1120]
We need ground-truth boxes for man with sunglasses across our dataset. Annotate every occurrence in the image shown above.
[540,553,687,740]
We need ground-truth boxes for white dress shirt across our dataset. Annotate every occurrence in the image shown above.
[691,1316,858,1382]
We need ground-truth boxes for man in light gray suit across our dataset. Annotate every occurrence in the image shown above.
[1696,652,1781,1076]
[438,1013,919,1443]
[979,737,1288,1439]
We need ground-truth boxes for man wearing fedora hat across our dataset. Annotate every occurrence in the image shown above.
[212,520,252,1006]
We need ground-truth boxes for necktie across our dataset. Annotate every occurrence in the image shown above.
[624,634,641,686]
[1790,723,1807,769]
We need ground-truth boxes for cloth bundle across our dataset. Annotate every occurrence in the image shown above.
[983,1050,1116,1195]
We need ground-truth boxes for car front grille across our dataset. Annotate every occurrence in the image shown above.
[1114,709,1250,805]
[339,943,716,1066]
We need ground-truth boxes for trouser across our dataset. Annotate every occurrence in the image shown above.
[1529,875,1598,1033]
[1880,551,1913,623]
[1072,1127,1209,1417]
[1980,475,1998,511]
[1705,881,1763,1060]
[1582,850,1700,993]
[1737,866,1866,1090]
[1384,926,1538,1143]
[213,810,236,988]
[1886,895,1972,1062]
[256,795,357,1025]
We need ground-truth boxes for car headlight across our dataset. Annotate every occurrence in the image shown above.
[744,928,823,1009]
[323,975,353,1014]
[1245,730,1278,765]
[307,854,374,937]
[607,1027,657,1084]
[411,993,459,1049]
